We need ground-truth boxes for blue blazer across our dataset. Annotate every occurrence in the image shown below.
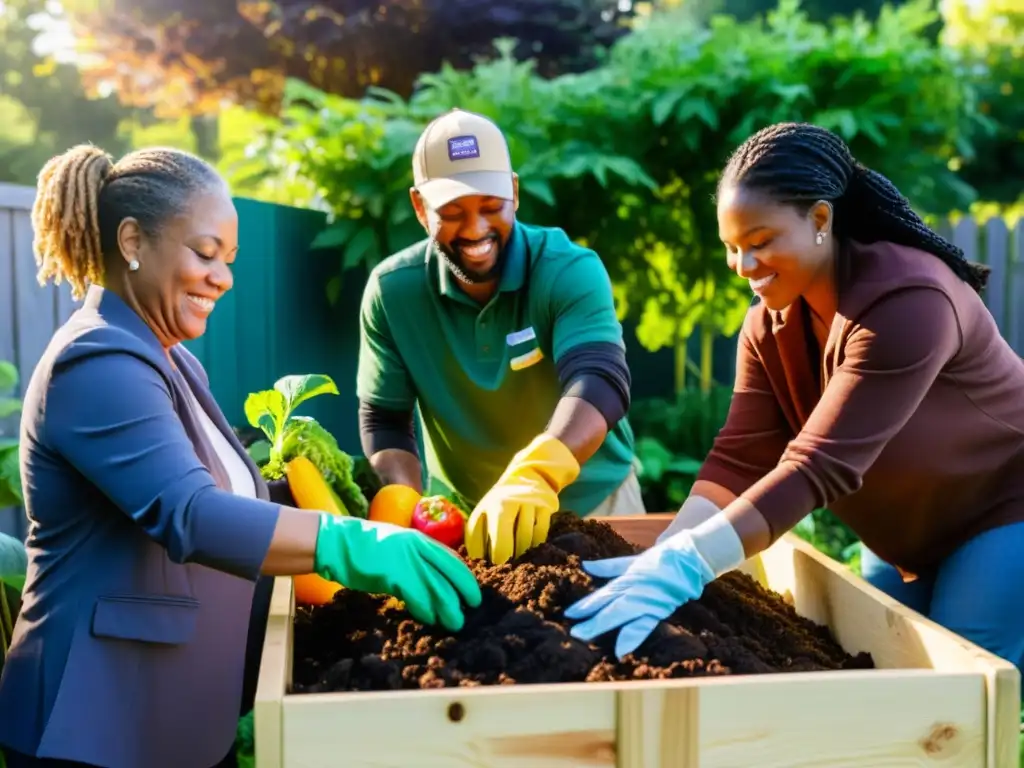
[0,286,282,768]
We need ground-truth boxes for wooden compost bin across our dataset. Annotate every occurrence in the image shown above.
[254,514,1020,767]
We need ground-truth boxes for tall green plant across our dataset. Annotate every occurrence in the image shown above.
[567,0,985,385]
[250,39,654,304]
[252,0,986,384]
[0,362,22,509]
[629,387,735,510]
[940,0,1023,207]
[0,530,27,701]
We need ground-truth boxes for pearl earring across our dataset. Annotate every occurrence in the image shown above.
[128,259,140,272]
[815,232,825,245]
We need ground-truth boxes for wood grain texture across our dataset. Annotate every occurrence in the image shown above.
[254,574,294,768]
[255,514,1020,768]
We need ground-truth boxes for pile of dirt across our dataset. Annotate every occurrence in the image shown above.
[291,513,874,693]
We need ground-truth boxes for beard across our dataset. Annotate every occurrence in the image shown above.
[433,234,506,285]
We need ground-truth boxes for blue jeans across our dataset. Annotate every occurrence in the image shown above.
[860,522,1024,689]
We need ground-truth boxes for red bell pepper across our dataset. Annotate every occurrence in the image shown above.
[411,495,466,550]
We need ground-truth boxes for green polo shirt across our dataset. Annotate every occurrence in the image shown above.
[356,221,636,516]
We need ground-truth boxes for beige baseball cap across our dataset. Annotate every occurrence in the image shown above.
[412,108,515,209]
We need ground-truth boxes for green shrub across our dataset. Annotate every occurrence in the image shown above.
[248,0,986,388]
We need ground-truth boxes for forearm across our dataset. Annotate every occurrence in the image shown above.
[358,400,423,491]
[661,481,771,559]
[260,505,323,575]
[146,484,291,580]
[689,480,738,511]
[369,448,424,492]
[545,395,608,465]
[721,497,773,559]
[549,342,630,464]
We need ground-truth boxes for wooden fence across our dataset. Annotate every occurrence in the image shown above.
[2,180,1023,538]
[0,184,80,539]
[936,216,1024,351]
[0,184,367,539]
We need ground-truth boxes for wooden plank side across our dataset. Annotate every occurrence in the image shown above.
[759,533,1019,768]
[617,686,699,768]
[953,216,979,261]
[697,670,986,767]
[11,209,56,396]
[283,685,618,768]
[1011,220,1024,355]
[0,183,35,211]
[0,207,22,539]
[54,280,80,328]
[606,514,1019,768]
[277,670,985,768]
[0,209,15,368]
[984,217,1009,333]
[254,576,294,768]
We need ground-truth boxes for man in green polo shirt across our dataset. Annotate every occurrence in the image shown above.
[356,108,644,564]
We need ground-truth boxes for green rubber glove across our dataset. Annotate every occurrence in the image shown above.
[313,514,482,631]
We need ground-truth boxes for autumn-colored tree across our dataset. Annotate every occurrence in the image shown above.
[941,0,1023,205]
[0,0,133,184]
[64,0,634,117]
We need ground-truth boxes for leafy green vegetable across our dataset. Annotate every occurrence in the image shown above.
[1,531,27,685]
[235,709,255,768]
[244,374,369,518]
[1019,708,1023,768]
[278,417,368,519]
[0,361,20,420]
[0,439,21,509]
[0,532,26,594]
[0,361,23,509]
[352,455,383,506]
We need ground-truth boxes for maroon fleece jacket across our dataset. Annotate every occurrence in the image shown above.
[698,239,1024,577]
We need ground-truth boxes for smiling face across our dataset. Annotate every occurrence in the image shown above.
[717,183,835,312]
[411,175,519,285]
[117,184,239,346]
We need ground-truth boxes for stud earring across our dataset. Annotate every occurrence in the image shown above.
[128,259,140,272]
[815,232,825,246]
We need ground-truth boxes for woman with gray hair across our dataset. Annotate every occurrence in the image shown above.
[0,144,481,768]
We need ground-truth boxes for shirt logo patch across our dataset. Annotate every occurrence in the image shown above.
[507,326,543,371]
[510,347,544,371]
[506,327,536,346]
[448,135,480,161]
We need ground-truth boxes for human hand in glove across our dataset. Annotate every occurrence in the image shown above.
[564,513,746,659]
[465,434,580,565]
[314,514,482,631]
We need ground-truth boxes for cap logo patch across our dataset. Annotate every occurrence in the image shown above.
[448,135,480,161]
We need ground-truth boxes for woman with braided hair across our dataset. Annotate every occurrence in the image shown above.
[566,122,1024,682]
[0,144,480,768]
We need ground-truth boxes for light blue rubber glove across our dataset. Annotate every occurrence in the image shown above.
[564,511,746,659]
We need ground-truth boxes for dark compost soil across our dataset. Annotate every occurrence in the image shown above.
[290,512,874,693]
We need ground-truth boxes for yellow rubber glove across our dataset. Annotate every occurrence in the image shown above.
[465,434,581,564]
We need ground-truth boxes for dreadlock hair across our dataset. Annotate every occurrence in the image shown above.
[31,144,225,301]
[718,122,989,294]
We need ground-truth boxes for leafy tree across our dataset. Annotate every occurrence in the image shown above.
[241,40,656,303]
[251,0,986,393]
[0,0,133,184]
[577,0,983,388]
[0,361,21,510]
[64,0,634,117]
[941,0,1023,206]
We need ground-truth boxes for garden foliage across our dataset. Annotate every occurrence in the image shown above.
[63,0,635,114]
[236,0,994,568]
[0,362,21,510]
[247,0,990,395]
